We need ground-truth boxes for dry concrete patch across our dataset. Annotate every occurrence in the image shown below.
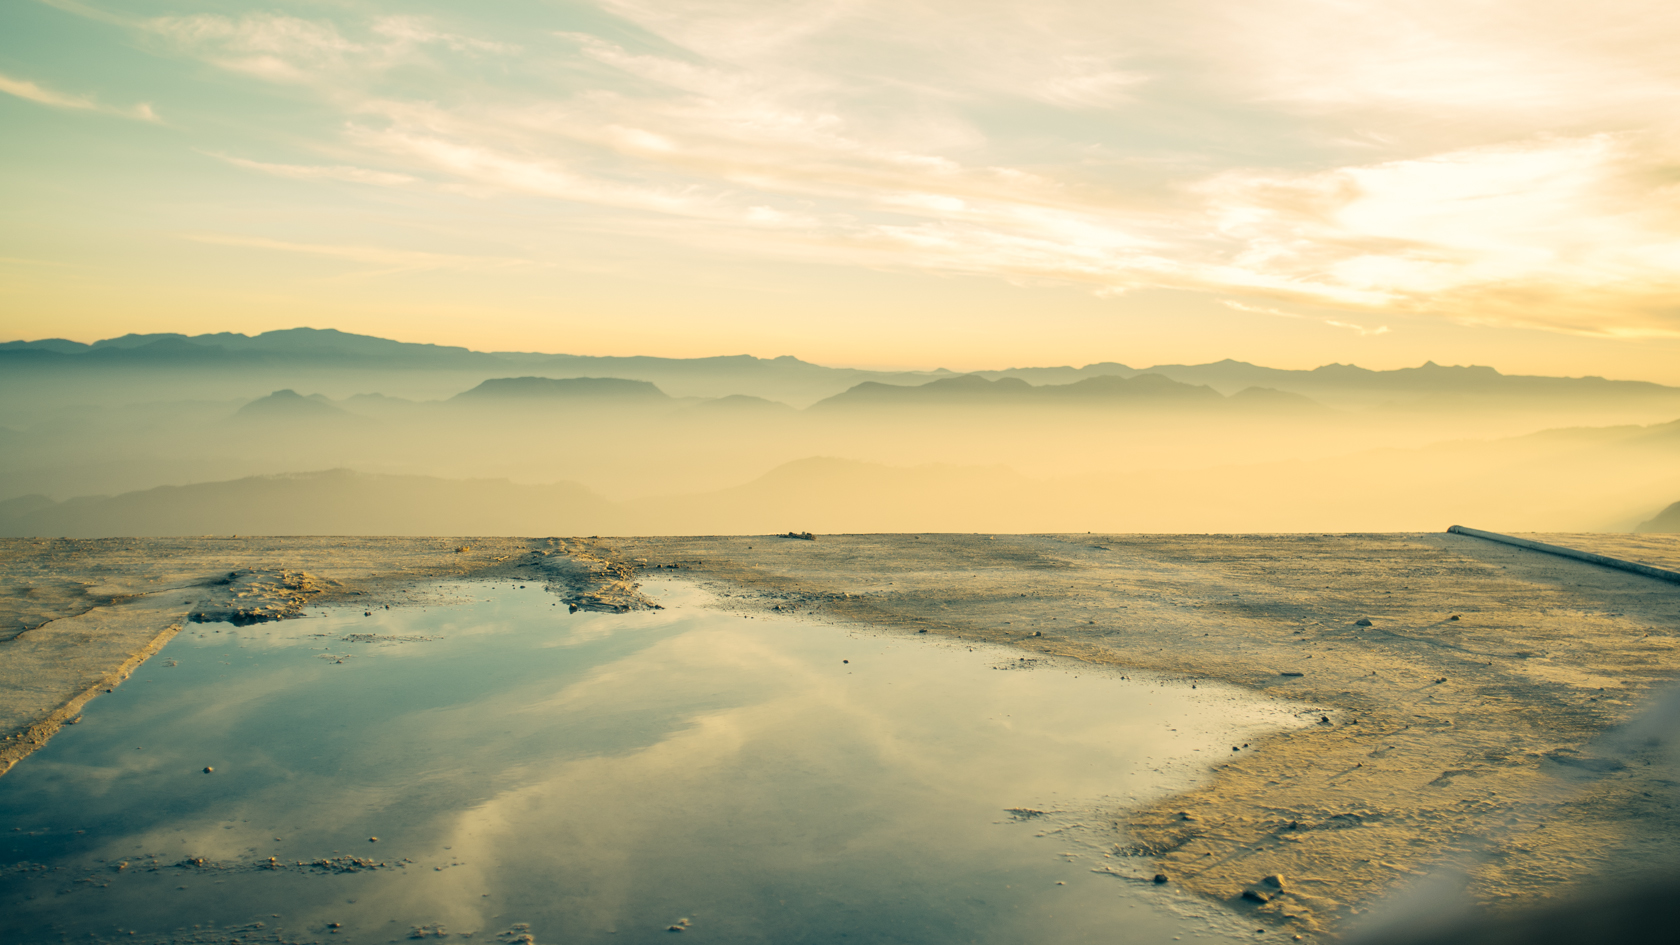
[3,532,1680,939]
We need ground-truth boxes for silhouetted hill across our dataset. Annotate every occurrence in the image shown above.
[234,389,352,419]
[686,395,798,415]
[5,407,1680,534]
[0,470,619,537]
[1043,374,1222,402]
[0,338,90,354]
[451,377,669,403]
[973,362,1134,385]
[809,373,1229,410]
[6,327,1676,411]
[0,494,54,521]
[1227,387,1328,411]
[1636,501,1680,533]
[1139,359,1680,403]
[969,357,1680,405]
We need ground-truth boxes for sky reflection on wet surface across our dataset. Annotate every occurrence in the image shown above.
[0,580,1305,944]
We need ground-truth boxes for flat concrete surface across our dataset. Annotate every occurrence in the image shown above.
[4,532,1679,938]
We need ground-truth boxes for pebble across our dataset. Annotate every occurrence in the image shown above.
[1153,873,1169,884]
[203,766,213,774]
[1354,618,1373,627]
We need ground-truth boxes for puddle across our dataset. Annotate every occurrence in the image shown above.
[0,580,1308,944]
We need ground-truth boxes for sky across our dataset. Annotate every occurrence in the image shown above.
[3,0,1680,377]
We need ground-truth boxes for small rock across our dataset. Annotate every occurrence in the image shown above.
[1355,618,1373,627]
[1448,614,1460,621]
[369,837,378,843]
[203,766,214,774]
[1153,873,1169,884]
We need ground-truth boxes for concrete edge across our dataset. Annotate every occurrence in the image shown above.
[1446,525,1680,585]
[0,616,185,780]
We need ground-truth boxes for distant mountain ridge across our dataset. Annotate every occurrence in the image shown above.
[0,469,618,537]
[810,372,1231,409]
[235,389,352,419]
[5,327,1678,410]
[451,376,670,403]
[1636,501,1680,533]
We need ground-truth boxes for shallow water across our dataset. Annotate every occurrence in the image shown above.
[0,580,1307,944]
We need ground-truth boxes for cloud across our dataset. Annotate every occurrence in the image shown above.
[43,1,1680,339]
[182,233,531,275]
[1222,300,1390,336]
[147,13,363,84]
[212,154,418,187]
[143,11,514,87]
[0,71,157,120]
[1200,135,1680,335]
[1031,60,1149,109]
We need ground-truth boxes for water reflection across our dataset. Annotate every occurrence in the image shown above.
[0,580,1304,944]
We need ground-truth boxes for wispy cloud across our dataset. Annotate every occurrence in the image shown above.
[34,0,1680,340]
[211,154,418,187]
[0,71,157,120]
[182,233,531,275]
[143,11,516,87]
[1223,300,1390,336]
[1202,135,1680,335]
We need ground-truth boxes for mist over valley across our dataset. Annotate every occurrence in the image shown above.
[5,328,1678,536]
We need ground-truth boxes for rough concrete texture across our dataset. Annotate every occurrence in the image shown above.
[3,531,1679,939]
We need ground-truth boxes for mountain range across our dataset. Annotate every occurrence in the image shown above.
[6,327,1677,410]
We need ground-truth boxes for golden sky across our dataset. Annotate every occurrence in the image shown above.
[4,0,1680,377]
